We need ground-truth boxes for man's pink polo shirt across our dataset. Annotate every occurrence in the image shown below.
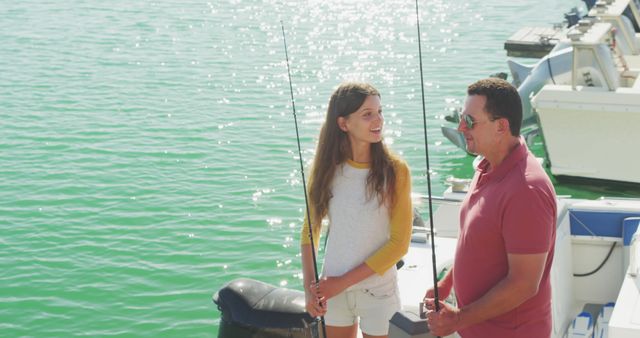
[454,138,557,338]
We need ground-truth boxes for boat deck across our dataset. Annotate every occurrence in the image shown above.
[504,26,566,58]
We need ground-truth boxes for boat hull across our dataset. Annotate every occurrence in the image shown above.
[533,85,640,184]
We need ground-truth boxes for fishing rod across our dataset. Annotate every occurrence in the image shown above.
[280,21,328,338]
[415,0,441,317]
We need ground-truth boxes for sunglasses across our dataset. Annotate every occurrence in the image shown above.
[459,113,499,130]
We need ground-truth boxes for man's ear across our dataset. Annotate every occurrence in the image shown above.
[496,118,509,134]
[337,116,348,132]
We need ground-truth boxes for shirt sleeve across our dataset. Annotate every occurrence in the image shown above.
[300,201,321,249]
[365,160,413,275]
[503,185,556,254]
[300,175,321,249]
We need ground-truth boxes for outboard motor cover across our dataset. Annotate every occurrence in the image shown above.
[213,278,321,338]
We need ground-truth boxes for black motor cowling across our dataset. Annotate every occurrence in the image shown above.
[213,278,321,338]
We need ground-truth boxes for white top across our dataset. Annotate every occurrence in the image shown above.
[322,162,396,290]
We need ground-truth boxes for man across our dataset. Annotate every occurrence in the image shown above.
[424,78,557,337]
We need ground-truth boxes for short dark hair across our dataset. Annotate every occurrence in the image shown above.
[467,78,522,136]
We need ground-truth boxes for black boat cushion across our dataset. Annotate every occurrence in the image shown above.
[213,278,316,329]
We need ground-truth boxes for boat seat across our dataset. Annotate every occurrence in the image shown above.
[623,217,640,270]
[213,278,316,329]
[569,211,640,238]
[622,217,640,246]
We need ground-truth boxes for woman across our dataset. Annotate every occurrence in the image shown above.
[300,82,412,338]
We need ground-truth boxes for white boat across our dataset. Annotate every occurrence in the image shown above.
[213,184,640,338]
[442,0,640,185]
[531,0,640,184]
[395,187,640,338]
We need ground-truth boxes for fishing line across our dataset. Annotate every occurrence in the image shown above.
[280,21,328,338]
[415,0,441,316]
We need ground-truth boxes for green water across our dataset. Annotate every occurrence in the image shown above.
[2,0,637,337]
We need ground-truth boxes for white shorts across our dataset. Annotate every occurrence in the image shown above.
[324,280,401,336]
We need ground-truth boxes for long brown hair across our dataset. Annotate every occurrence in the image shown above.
[309,82,398,228]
